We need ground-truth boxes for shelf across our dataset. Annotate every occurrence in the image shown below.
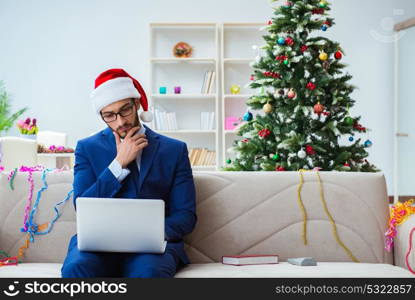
[151,23,217,28]
[157,130,216,134]
[151,94,216,99]
[192,165,217,171]
[224,94,252,99]
[223,58,253,64]
[224,23,265,28]
[224,130,238,134]
[151,58,216,63]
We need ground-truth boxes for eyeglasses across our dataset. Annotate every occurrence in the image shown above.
[101,102,135,123]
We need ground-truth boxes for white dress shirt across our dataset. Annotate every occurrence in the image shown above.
[108,125,146,182]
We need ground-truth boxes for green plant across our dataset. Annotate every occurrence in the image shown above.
[0,81,28,135]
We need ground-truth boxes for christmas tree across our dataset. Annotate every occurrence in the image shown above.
[222,0,378,172]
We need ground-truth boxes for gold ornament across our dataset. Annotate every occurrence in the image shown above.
[263,103,273,114]
[319,51,328,61]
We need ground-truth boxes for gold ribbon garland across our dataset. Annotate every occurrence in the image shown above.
[297,170,359,263]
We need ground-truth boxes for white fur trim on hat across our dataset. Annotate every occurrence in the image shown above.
[90,77,140,114]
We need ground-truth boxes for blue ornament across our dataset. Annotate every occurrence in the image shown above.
[243,111,253,122]
[321,25,328,31]
[349,136,354,142]
[277,37,286,45]
[364,140,373,148]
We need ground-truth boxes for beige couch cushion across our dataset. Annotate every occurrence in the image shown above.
[186,171,392,264]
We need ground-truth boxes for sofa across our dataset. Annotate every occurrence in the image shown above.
[0,170,413,277]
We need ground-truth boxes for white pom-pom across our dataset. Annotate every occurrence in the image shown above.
[140,110,153,122]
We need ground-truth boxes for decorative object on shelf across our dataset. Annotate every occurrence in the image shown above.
[37,144,74,154]
[225,116,242,131]
[174,86,181,94]
[17,117,38,139]
[230,84,241,95]
[159,86,167,94]
[173,41,193,58]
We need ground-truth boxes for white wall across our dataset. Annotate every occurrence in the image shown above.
[1,0,415,193]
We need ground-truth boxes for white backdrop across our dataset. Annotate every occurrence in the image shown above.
[1,0,415,193]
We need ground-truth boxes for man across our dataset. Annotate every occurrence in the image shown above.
[61,68,197,278]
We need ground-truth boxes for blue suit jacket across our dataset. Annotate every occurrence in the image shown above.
[72,124,197,265]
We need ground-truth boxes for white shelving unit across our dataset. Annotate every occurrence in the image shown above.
[221,23,265,166]
[149,22,265,170]
[149,23,219,171]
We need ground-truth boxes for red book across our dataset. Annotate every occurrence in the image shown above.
[222,254,279,266]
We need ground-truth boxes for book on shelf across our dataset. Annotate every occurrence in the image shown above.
[207,71,215,94]
[222,254,279,266]
[188,148,216,166]
[201,112,215,130]
[154,108,177,131]
[201,71,214,94]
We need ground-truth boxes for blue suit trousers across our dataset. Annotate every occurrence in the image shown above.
[61,234,183,278]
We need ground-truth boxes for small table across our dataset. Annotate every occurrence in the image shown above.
[37,153,74,169]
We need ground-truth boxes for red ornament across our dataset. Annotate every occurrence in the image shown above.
[312,8,325,14]
[276,55,288,62]
[323,111,330,116]
[250,75,255,80]
[275,166,286,171]
[314,103,325,114]
[285,37,295,46]
[241,139,249,143]
[264,71,281,79]
[300,45,308,53]
[344,163,350,167]
[306,145,316,155]
[258,129,271,138]
[268,20,273,25]
[307,82,316,91]
[353,123,366,132]
[324,20,331,26]
[335,51,343,60]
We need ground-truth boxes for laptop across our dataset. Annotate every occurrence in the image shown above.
[76,197,167,253]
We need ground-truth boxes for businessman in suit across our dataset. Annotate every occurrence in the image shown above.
[61,68,197,278]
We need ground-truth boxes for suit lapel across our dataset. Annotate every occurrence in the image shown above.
[138,124,160,192]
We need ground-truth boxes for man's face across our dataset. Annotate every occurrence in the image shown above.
[100,98,141,138]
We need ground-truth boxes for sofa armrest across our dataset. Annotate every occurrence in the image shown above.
[394,214,415,271]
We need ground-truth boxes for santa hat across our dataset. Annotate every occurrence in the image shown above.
[90,68,153,122]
